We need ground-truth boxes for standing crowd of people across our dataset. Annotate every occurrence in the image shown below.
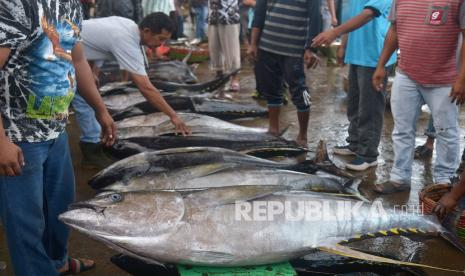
[0,0,464,275]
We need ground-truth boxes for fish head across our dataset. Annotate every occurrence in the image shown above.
[60,191,184,237]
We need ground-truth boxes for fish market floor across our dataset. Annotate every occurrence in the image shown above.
[1,59,465,276]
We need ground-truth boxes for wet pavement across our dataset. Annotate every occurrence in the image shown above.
[1,55,465,275]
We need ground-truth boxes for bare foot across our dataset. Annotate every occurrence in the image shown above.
[268,129,280,136]
[296,135,308,148]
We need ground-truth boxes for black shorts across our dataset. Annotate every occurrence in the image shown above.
[255,49,311,111]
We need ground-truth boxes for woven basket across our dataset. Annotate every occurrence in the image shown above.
[419,184,465,243]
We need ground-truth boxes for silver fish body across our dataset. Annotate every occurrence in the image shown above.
[60,187,444,267]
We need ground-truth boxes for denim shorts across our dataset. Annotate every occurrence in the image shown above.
[255,49,311,112]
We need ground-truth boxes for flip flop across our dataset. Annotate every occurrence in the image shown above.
[373,181,411,194]
[229,81,240,92]
[60,257,96,275]
[414,145,433,159]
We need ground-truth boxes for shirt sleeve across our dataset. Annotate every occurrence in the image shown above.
[110,34,147,76]
[0,0,33,48]
[388,0,397,22]
[251,0,267,29]
[460,1,465,29]
[364,0,391,17]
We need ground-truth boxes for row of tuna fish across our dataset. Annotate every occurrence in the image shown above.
[61,67,465,273]
[61,147,465,273]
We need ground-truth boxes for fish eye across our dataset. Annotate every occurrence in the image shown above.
[109,194,122,202]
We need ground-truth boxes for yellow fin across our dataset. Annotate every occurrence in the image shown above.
[318,244,465,274]
[390,228,400,235]
[378,230,388,236]
[409,228,419,234]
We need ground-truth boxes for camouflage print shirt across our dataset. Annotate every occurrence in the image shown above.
[0,0,82,142]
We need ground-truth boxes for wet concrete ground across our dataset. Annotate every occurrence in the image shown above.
[1,54,465,275]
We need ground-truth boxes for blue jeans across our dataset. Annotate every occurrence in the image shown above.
[71,91,101,143]
[390,72,460,184]
[424,115,436,138]
[193,6,208,40]
[0,132,75,276]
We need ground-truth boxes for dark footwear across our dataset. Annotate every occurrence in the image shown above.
[373,181,411,194]
[333,145,356,156]
[414,145,433,159]
[60,257,96,275]
[79,142,115,170]
[345,156,378,171]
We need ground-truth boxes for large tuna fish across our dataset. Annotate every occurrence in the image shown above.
[100,83,268,121]
[148,60,198,84]
[106,113,304,159]
[100,166,365,202]
[60,186,465,272]
[149,69,239,92]
[89,147,356,192]
[110,96,268,121]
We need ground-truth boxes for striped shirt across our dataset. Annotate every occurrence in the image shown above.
[252,0,321,57]
[390,0,465,86]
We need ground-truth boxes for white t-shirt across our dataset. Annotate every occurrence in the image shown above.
[82,16,147,76]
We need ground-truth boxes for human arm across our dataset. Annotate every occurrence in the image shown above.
[450,30,465,105]
[0,48,25,176]
[337,34,348,66]
[304,0,321,69]
[247,0,266,61]
[72,42,116,146]
[131,74,191,136]
[311,8,376,48]
[372,24,398,91]
[243,0,256,7]
[434,173,465,220]
[327,0,338,26]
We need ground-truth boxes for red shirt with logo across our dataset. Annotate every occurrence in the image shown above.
[390,0,465,86]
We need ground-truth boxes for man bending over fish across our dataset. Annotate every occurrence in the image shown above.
[73,12,191,169]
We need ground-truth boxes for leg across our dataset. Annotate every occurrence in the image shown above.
[422,86,460,184]
[283,56,310,146]
[218,24,241,90]
[208,24,224,74]
[71,91,101,144]
[414,115,435,159]
[355,65,388,161]
[389,72,424,185]
[0,140,59,276]
[255,50,284,135]
[42,132,75,270]
[71,91,113,169]
[346,65,360,153]
[268,106,282,136]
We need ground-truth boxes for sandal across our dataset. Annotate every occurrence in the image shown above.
[373,181,411,194]
[229,81,240,92]
[414,145,433,159]
[60,257,96,275]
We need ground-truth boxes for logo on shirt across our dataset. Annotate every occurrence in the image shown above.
[429,10,444,25]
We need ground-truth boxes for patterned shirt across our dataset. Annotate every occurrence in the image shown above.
[252,0,321,57]
[209,0,240,25]
[0,0,82,142]
[390,0,465,86]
